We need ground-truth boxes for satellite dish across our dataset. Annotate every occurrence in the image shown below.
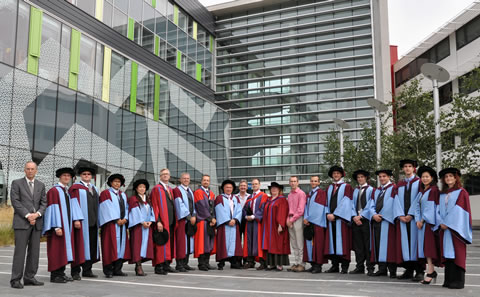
[367,98,388,112]
[333,118,350,129]
[421,63,450,82]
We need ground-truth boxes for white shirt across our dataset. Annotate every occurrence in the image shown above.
[227,194,234,216]
[160,181,169,189]
[236,192,249,208]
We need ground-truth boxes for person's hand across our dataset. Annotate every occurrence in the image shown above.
[74,221,81,229]
[405,215,413,223]
[399,216,407,223]
[228,219,235,227]
[246,216,253,222]
[286,220,293,228]
[146,222,152,227]
[278,225,283,233]
[117,219,123,226]
[373,214,382,223]
[416,221,423,230]
[327,214,335,222]
[142,222,149,228]
[190,217,196,225]
[303,219,310,226]
[440,224,448,230]
[157,222,164,232]
[29,219,36,225]
[55,228,63,236]
[212,218,216,225]
[353,216,363,226]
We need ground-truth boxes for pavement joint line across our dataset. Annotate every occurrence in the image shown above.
[0,272,369,297]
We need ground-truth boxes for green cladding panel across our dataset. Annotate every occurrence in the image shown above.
[154,74,160,121]
[130,62,138,113]
[196,63,202,82]
[127,17,134,40]
[27,7,43,75]
[68,29,81,90]
[176,50,182,69]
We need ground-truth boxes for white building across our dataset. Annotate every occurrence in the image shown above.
[393,2,480,226]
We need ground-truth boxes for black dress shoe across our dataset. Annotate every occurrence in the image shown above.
[82,271,98,278]
[105,274,113,278]
[217,266,223,270]
[185,265,196,271]
[448,281,464,289]
[389,273,397,278]
[305,266,313,272]
[349,267,365,274]
[340,269,348,274]
[72,274,81,281]
[231,263,242,269]
[412,272,424,282]
[176,267,187,272]
[113,272,128,276]
[397,271,413,280]
[256,264,265,271]
[198,266,209,271]
[311,267,322,274]
[11,281,24,289]
[64,276,74,282]
[165,266,177,273]
[51,277,67,283]
[155,269,168,275]
[325,266,340,273]
[24,278,44,286]
[207,264,217,270]
[372,270,388,277]
[367,270,375,276]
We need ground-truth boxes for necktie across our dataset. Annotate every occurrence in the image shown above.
[29,181,34,195]
[88,183,93,195]
[167,186,173,200]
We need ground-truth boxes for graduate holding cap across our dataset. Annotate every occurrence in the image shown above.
[43,167,84,283]
[98,174,130,278]
[69,167,100,279]
[437,168,472,289]
[215,180,243,270]
[324,166,353,274]
[303,175,328,274]
[128,179,155,276]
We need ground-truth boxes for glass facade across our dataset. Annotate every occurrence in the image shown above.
[214,0,376,183]
[0,0,227,202]
[66,0,214,88]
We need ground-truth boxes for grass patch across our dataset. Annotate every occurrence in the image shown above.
[0,206,14,246]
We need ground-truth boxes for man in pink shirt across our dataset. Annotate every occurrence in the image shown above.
[286,176,307,272]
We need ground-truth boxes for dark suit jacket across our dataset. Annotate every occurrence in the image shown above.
[10,178,46,231]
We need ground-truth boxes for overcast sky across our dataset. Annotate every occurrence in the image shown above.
[199,0,476,57]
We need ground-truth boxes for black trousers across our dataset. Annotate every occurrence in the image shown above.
[51,266,66,280]
[103,259,123,276]
[444,260,465,288]
[176,254,190,269]
[352,218,373,271]
[198,253,211,268]
[402,261,425,274]
[72,226,98,276]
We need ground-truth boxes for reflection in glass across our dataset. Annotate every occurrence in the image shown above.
[0,0,17,66]
[15,0,30,71]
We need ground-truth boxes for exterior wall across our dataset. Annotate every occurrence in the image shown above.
[0,0,228,203]
[212,0,390,186]
[393,7,480,226]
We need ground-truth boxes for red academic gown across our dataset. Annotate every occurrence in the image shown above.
[262,196,290,255]
[150,183,177,266]
[194,188,217,258]
[128,195,155,264]
[42,185,85,272]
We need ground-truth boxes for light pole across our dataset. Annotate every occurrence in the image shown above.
[333,118,350,167]
[367,98,388,164]
[420,63,450,172]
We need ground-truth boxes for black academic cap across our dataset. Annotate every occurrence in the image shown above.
[352,169,370,181]
[77,167,96,176]
[417,166,438,182]
[152,229,169,246]
[55,167,75,178]
[375,169,393,176]
[221,179,236,192]
[133,179,150,191]
[399,159,418,168]
[328,165,345,178]
[303,224,314,241]
[268,181,284,191]
[185,220,197,237]
[439,167,461,178]
[107,174,125,187]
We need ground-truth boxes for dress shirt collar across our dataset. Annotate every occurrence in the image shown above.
[381,181,392,190]
[25,177,35,183]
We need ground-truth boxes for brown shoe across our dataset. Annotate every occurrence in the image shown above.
[294,265,305,272]
[287,264,298,272]
[256,263,266,271]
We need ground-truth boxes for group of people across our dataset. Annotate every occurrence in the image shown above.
[9,160,472,291]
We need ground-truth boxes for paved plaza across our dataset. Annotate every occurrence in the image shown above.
[1,231,479,297]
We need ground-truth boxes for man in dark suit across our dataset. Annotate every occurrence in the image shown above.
[10,161,46,289]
